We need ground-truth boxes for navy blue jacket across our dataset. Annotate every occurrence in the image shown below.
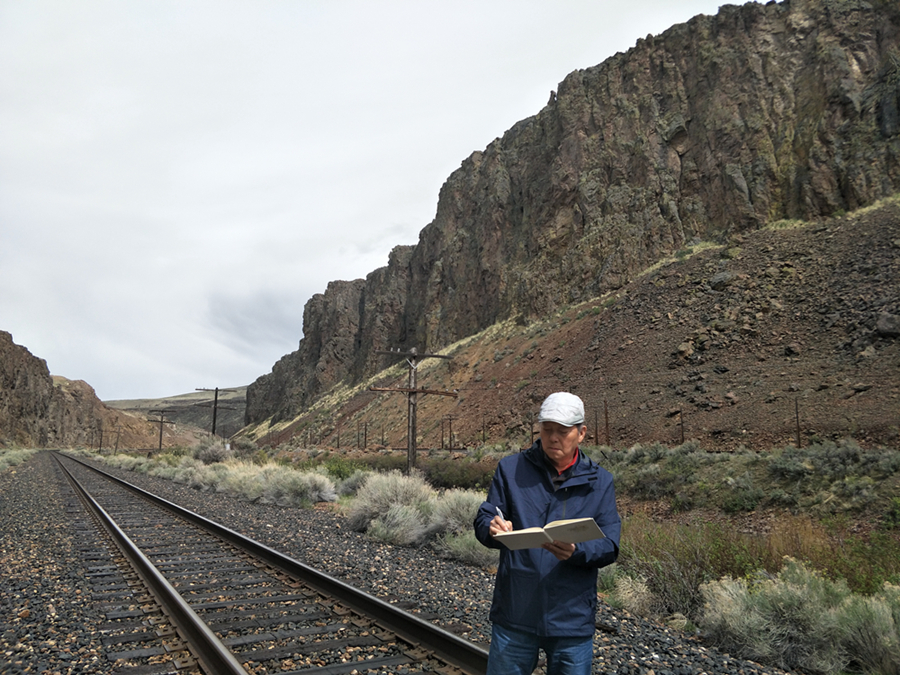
[474,441,621,637]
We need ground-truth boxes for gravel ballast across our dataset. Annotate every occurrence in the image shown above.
[1,452,795,674]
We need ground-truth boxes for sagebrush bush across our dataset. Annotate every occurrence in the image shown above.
[263,463,337,503]
[702,562,900,674]
[346,470,435,532]
[0,448,40,472]
[104,453,150,472]
[193,438,233,465]
[623,442,668,465]
[614,574,658,618]
[768,440,900,484]
[428,488,484,535]
[436,530,499,567]
[368,503,431,546]
[702,559,850,674]
[838,584,900,675]
[231,436,259,461]
[885,498,900,529]
[336,469,371,497]
[420,457,496,490]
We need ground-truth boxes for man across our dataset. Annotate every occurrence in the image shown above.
[474,392,621,675]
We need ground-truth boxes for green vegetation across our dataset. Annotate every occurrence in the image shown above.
[85,447,337,506]
[0,448,41,472]
[702,559,900,675]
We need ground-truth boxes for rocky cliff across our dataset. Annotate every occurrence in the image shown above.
[0,331,201,449]
[1,330,66,447]
[247,0,900,425]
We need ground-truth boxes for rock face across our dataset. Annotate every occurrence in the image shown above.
[0,331,200,449]
[1,331,61,446]
[247,0,900,425]
[0,330,94,447]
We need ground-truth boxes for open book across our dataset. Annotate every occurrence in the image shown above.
[494,518,605,550]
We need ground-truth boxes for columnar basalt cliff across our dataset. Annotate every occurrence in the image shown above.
[247,0,900,425]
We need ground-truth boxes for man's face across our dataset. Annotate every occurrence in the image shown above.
[540,421,587,471]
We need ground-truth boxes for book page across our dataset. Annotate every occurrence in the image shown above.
[493,527,552,550]
[543,518,605,544]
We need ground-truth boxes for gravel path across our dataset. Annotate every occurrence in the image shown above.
[1,452,795,674]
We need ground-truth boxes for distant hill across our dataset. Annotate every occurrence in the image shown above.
[105,387,248,440]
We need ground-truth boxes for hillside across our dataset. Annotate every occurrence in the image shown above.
[242,196,899,452]
[246,0,900,429]
[105,387,247,440]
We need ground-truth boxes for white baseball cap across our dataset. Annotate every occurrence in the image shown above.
[537,392,585,427]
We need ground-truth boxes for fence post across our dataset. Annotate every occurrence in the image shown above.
[604,399,610,446]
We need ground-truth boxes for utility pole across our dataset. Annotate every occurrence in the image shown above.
[444,414,456,451]
[371,347,456,473]
[195,387,238,436]
[148,410,176,453]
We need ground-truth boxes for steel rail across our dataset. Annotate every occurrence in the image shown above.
[53,454,249,675]
[57,452,490,675]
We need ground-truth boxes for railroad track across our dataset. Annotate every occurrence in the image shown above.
[52,453,489,675]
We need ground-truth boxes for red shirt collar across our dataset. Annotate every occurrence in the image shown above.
[556,447,580,475]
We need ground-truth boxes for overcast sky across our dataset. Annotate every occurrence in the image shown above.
[1,0,724,401]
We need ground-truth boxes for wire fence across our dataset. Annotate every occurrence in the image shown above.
[257,372,899,453]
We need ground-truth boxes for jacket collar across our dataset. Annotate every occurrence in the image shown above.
[524,440,597,484]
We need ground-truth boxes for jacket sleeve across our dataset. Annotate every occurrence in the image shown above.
[568,473,621,569]
[473,461,509,550]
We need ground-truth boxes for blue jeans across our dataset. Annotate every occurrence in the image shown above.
[485,623,594,675]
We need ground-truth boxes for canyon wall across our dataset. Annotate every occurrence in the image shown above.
[247,0,900,424]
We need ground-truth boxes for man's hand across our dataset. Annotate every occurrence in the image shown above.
[543,540,576,561]
[489,515,512,537]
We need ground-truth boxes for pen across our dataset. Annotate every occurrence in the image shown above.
[496,506,506,522]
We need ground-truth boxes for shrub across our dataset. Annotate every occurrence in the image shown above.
[435,530,499,567]
[617,513,772,619]
[884,498,900,529]
[614,574,658,618]
[251,465,337,506]
[623,442,668,465]
[193,438,233,465]
[838,584,900,675]
[701,559,848,674]
[722,472,764,513]
[702,559,900,675]
[323,454,364,481]
[0,448,39,472]
[105,453,151,472]
[231,436,259,461]
[346,470,435,532]
[368,503,431,546]
[355,453,408,474]
[336,469,371,497]
[421,457,496,490]
[829,475,877,511]
[769,440,900,484]
[597,562,619,594]
[429,489,484,536]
